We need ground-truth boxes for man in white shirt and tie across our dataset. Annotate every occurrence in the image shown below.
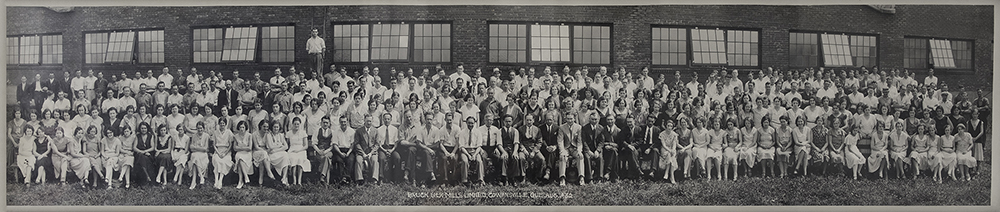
[307,29,326,74]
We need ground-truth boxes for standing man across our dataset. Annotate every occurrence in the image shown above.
[307,29,326,74]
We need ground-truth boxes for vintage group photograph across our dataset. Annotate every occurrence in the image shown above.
[3,4,993,207]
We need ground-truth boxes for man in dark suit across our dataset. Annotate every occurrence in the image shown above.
[616,114,642,180]
[581,113,607,183]
[16,75,32,112]
[259,85,278,113]
[638,115,662,179]
[538,113,560,182]
[217,80,239,115]
[41,73,56,92]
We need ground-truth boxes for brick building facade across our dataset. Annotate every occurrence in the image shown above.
[5,5,994,88]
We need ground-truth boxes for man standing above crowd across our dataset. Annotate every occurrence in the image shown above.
[307,28,326,74]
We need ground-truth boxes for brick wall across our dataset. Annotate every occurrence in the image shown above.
[6,5,994,89]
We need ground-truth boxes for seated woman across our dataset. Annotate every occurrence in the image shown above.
[888,121,909,179]
[827,117,847,176]
[253,121,274,185]
[66,127,92,188]
[100,128,120,188]
[909,125,933,179]
[756,116,777,178]
[15,126,38,186]
[722,118,740,181]
[267,120,290,186]
[934,125,957,183]
[286,117,311,186]
[211,118,235,189]
[774,116,793,178]
[154,124,173,185]
[133,122,157,185]
[118,126,136,188]
[232,121,254,188]
[658,119,679,184]
[82,126,104,187]
[954,124,975,181]
[791,117,811,176]
[188,121,211,189]
[737,117,757,179]
[867,122,889,179]
[171,124,189,185]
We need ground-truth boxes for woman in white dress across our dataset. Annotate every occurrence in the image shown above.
[934,125,957,183]
[211,118,235,189]
[285,117,311,185]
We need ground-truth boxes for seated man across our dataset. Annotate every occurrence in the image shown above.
[638,115,662,178]
[519,114,545,182]
[500,114,526,185]
[479,113,504,185]
[435,112,461,186]
[558,112,585,186]
[331,116,355,183]
[458,116,485,186]
[353,114,379,184]
[616,115,642,180]
[538,113,561,182]
[581,113,608,183]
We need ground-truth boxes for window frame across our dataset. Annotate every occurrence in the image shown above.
[787,30,880,69]
[650,25,761,69]
[83,28,165,65]
[7,32,63,66]
[902,36,975,71]
[330,21,455,65]
[189,23,296,65]
[487,21,614,67]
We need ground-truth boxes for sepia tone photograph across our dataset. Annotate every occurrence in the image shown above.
[2,1,994,208]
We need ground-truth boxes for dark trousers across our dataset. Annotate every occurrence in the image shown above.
[310,53,324,73]
[619,145,640,179]
[436,147,457,183]
[332,148,353,181]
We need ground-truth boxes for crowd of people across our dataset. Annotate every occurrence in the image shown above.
[5,63,992,190]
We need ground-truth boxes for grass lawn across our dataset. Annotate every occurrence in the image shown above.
[6,164,990,206]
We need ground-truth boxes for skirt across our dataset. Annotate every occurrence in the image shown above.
[692,147,709,161]
[252,150,270,167]
[34,156,52,173]
[794,145,811,163]
[119,154,135,168]
[775,149,791,163]
[972,143,984,162]
[52,154,68,178]
[867,150,888,172]
[104,155,121,171]
[171,149,188,167]
[269,151,289,171]
[844,151,865,166]
[287,150,312,172]
[235,151,254,175]
[211,153,234,174]
[723,147,738,164]
[811,149,828,163]
[188,152,210,176]
[910,151,930,170]
[69,157,91,179]
[828,150,844,165]
[706,148,723,160]
[155,152,172,167]
[738,147,757,168]
[889,150,908,163]
[658,150,677,172]
[757,147,775,160]
[88,156,103,172]
[936,151,957,170]
[957,151,976,167]
[133,153,154,177]
[16,155,35,176]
